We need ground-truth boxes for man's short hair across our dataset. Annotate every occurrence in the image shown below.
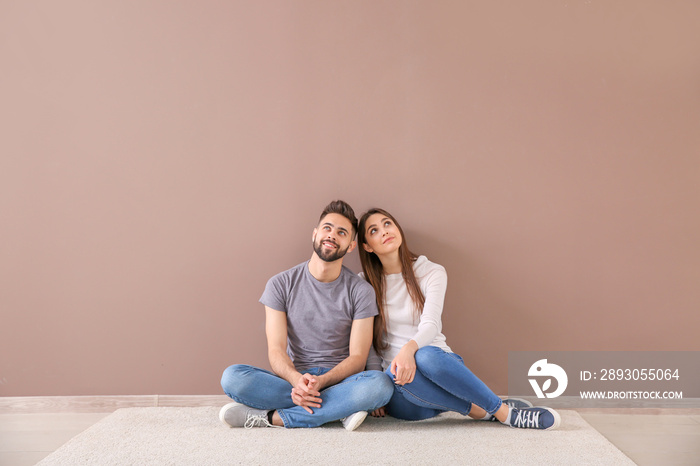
[319,200,358,238]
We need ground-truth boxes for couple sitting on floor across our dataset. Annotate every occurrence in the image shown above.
[219,200,560,431]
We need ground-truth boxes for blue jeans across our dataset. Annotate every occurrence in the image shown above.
[221,364,394,428]
[386,346,503,421]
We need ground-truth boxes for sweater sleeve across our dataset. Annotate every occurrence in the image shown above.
[411,264,447,348]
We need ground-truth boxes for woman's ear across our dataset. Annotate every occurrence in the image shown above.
[363,243,373,253]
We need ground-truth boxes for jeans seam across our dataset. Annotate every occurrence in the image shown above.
[277,409,290,428]
[396,385,469,415]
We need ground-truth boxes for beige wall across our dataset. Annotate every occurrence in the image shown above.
[2,1,698,396]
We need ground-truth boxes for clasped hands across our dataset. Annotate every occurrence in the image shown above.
[290,373,324,414]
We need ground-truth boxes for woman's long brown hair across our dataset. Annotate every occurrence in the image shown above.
[358,208,425,356]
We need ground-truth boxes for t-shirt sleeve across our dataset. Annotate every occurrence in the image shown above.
[412,264,447,348]
[352,281,379,320]
[259,274,287,312]
[365,345,383,371]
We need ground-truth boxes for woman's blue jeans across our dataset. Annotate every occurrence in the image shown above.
[386,346,503,421]
[221,364,393,428]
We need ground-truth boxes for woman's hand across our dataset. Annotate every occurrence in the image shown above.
[370,406,387,417]
[390,340,418,385]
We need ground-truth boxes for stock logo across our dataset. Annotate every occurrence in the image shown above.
[528,359,568,398]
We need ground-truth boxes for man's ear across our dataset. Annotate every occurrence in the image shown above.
[312,228,317,242]
[347,240,357,253]
[362,243,373,253]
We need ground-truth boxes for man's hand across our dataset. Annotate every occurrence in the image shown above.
[370,406,387,417]
[290,373,323,413]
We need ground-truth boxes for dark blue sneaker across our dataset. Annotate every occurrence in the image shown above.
[483,398,534,421]
[502,398,533,409]
[506,406,561,430]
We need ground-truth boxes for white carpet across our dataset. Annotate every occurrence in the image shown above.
[38,407,634,465]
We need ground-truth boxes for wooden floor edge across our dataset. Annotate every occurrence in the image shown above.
[0,395,232,414]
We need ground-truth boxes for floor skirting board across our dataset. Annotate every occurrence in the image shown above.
[0,395,232,414]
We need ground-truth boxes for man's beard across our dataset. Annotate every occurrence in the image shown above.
[313,236,350,263]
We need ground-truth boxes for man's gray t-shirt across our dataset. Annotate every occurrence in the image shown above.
[260,261,378,372]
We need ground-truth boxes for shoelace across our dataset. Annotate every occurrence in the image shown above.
[512,409,540,428]
[244,414,270,429]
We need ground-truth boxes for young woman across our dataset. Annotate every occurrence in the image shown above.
[358,208,560,430]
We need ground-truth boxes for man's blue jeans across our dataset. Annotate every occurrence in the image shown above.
[221,364,393,428]
[386,346,503,420]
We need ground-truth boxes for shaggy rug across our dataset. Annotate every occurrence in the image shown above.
[38,407,634,465]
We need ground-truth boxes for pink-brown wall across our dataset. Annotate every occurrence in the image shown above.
[2,2,699,396]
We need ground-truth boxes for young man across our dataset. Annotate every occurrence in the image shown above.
[220,200,393,430]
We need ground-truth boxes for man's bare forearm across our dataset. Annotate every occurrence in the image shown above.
[268,349,302,386]
[316,354,366,389]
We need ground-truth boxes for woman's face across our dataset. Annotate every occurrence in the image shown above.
[362,213,403,257]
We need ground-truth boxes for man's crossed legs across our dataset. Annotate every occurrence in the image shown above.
[220,364,393,429]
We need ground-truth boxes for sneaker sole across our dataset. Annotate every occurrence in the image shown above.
[343,411,368,431]
[539,406,561,431]
[219,401,244,427]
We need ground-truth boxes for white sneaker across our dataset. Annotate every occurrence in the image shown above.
[341,411,368,431]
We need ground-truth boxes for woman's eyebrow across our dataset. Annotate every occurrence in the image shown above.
[366,218,389,232]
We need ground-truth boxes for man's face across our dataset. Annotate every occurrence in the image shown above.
[312,213,356,263]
